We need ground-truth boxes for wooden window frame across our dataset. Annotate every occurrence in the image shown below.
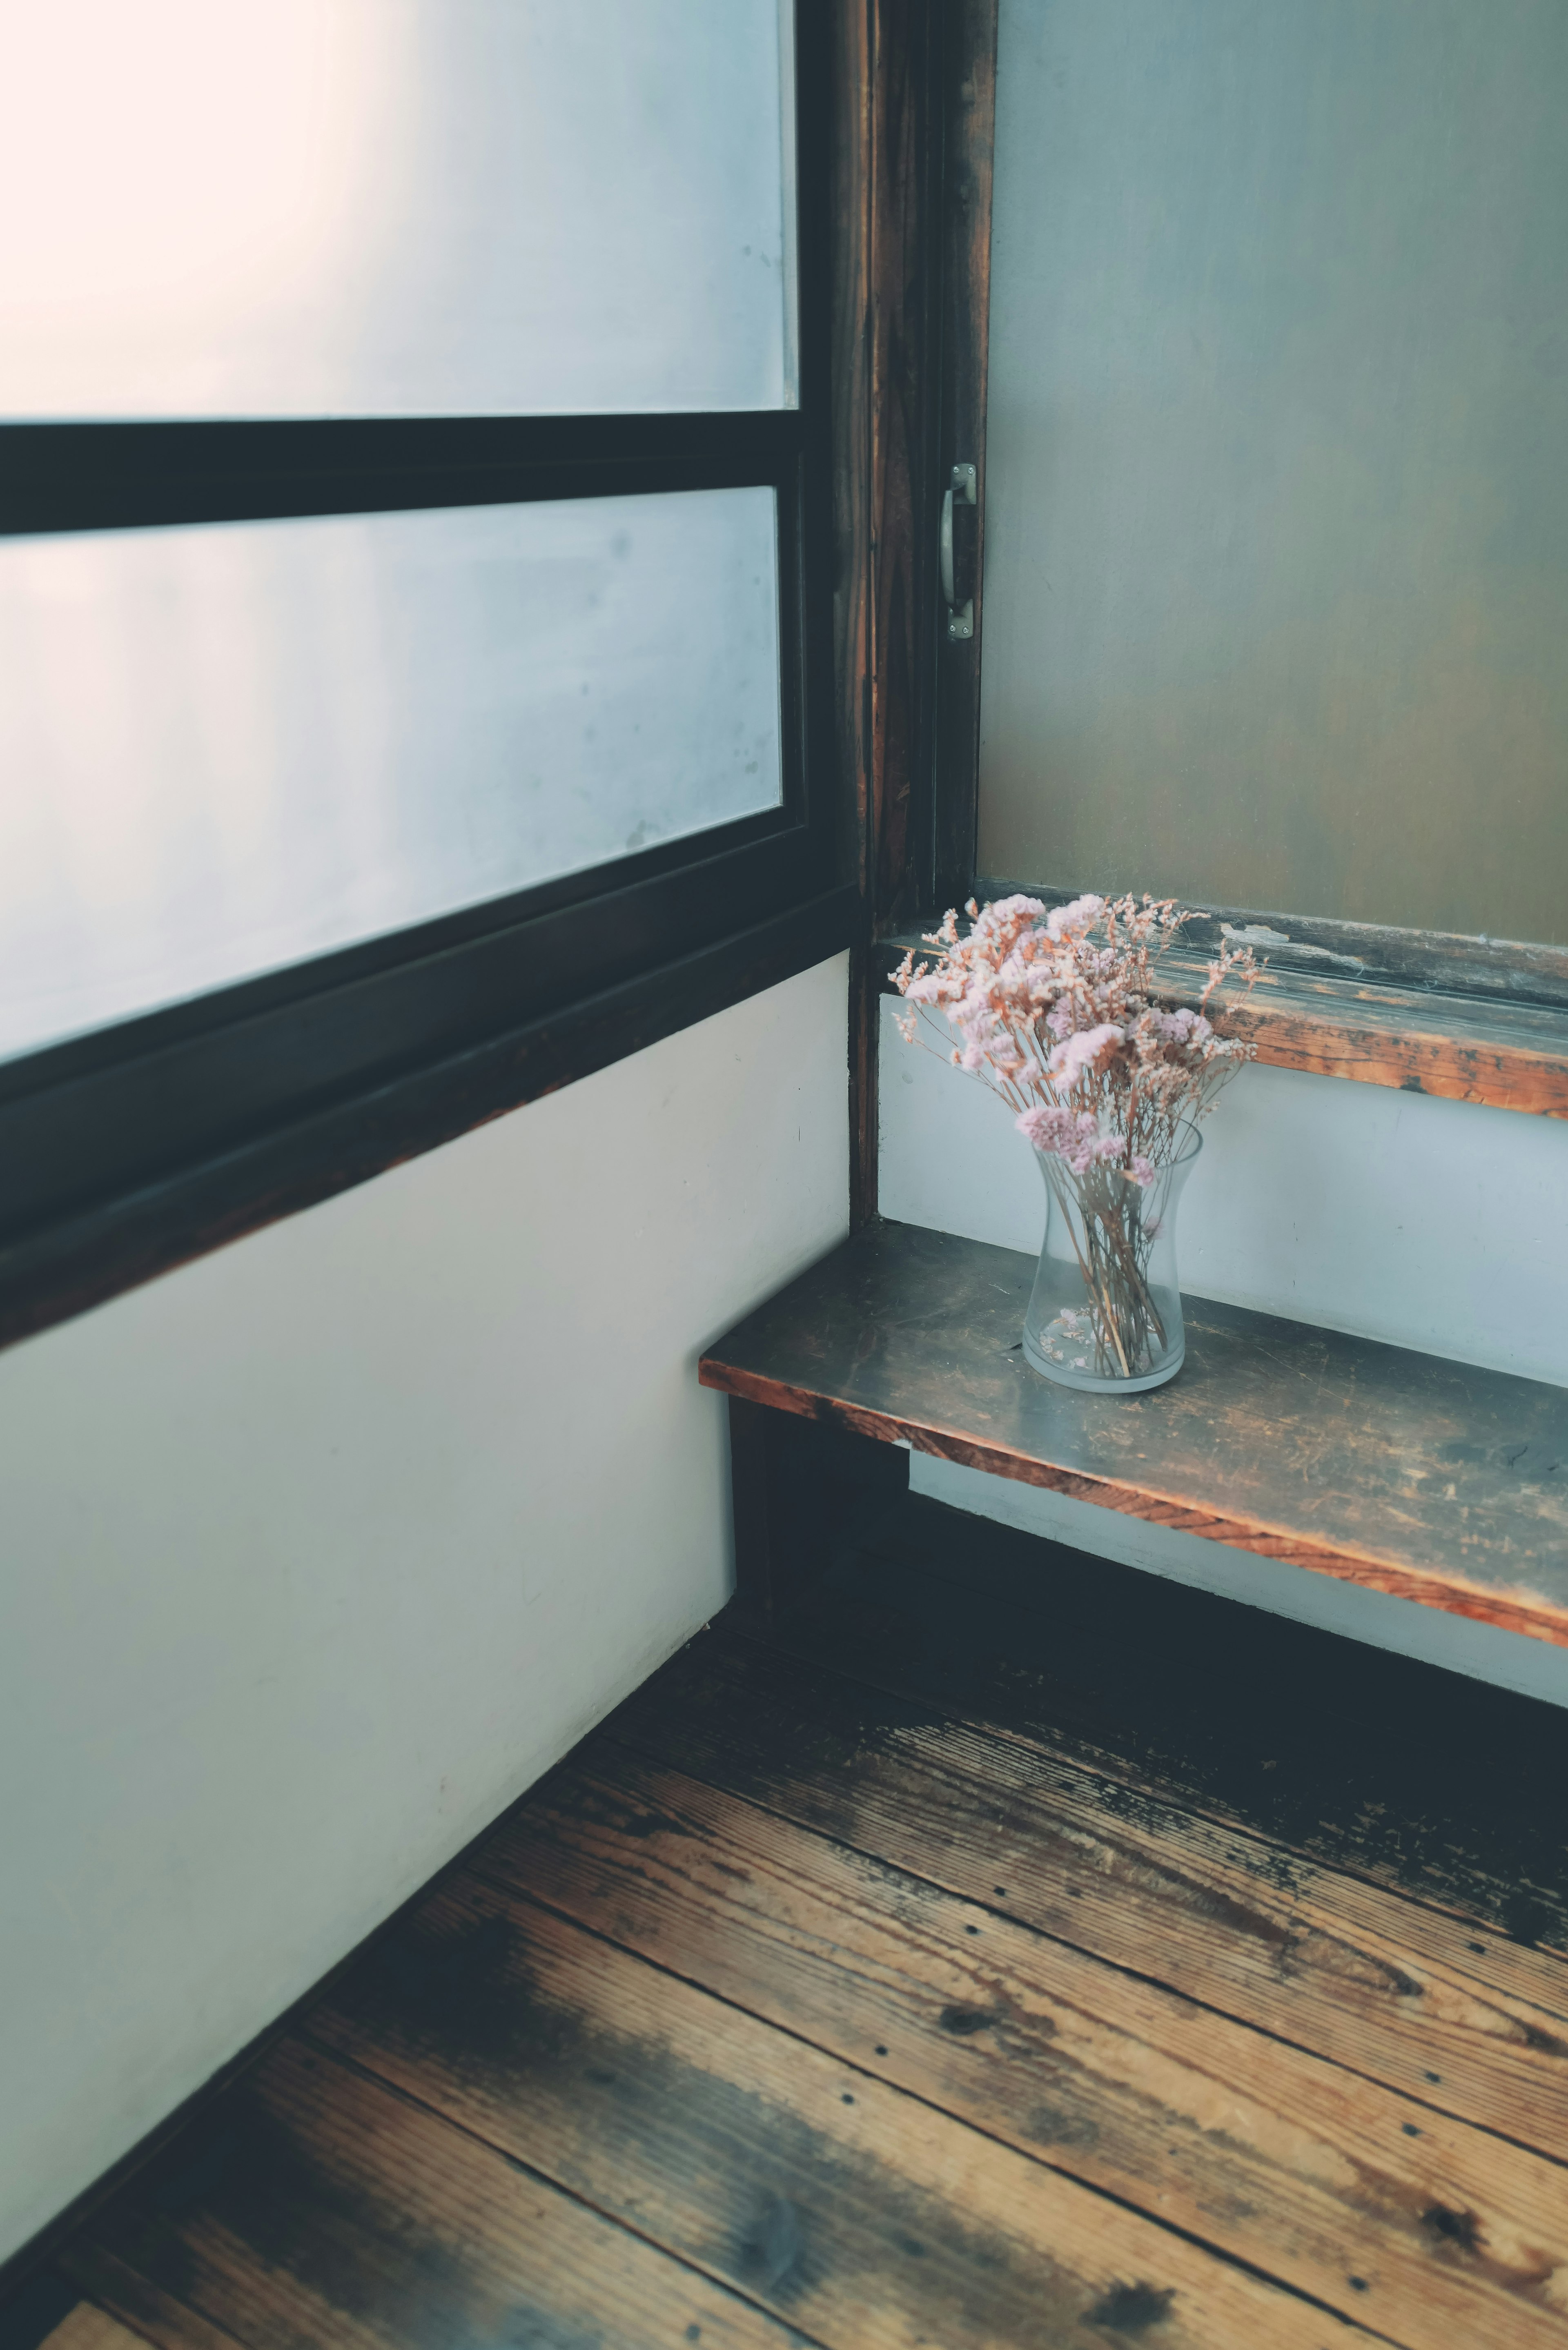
[0,2,871,1353]
[850,0,1568,1236]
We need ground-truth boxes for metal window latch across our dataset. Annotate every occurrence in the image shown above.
[941,462,978,640]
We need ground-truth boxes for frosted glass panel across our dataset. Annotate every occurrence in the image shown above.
[0,490,782,1059]
[979,0,1568,944]
[0,0,796,417]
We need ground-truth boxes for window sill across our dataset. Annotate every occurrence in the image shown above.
[881,929,1568,1120]
[1157,949,1568,1118]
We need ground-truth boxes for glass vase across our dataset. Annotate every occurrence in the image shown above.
[1022,1129,1201,1394]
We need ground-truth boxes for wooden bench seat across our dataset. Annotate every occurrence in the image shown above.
[700,1217,1568,1648]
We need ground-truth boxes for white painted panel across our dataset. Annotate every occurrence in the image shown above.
[880,996,1568,1387]
[0,950,849,2265]
[0,0,797,416]
[0,491,782,1059]
[910,1453,1568,1710]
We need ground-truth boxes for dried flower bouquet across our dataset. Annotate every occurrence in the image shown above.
[893,893,1258,1387]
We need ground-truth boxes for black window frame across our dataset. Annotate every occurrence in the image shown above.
[0,1,858,1350]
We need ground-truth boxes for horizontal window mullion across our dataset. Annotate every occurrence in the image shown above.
[0,411,808,537]
[0,881,860,1359]
[0,795,803,1109]
[0,825,831,1247]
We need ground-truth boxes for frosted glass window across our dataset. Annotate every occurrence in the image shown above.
[0,489,783,1059]
[0,0,797,417]
[978,0,1568,944]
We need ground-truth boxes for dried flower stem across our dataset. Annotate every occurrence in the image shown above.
[892,892,1259,1381]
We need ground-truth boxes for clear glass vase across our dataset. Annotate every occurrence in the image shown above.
[1022,1129,1201,1394]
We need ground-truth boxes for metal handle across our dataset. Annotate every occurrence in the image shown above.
[942,463,977,641]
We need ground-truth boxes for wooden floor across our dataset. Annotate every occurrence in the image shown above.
[13,1499,1568,2350]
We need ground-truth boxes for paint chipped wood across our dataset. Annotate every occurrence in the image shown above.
[883,924,1568,1117]
[699,1218,1568,1646]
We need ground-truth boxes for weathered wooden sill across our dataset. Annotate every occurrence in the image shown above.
[880,929,1568,1118]
[701,1218,1568,1649]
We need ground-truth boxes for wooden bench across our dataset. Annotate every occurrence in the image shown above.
[701,1217,1568,1648]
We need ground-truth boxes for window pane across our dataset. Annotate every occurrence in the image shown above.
[0,489,783,1060]
[978,0,1568,944]
[0,0,797,417]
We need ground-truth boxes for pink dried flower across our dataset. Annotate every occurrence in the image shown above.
[893,889,1258,1213]
[1016,1104,1127,1176]
[1047,1022,1124,1086]
[1015,1103,1079,1153]
[1047,893,1104,940]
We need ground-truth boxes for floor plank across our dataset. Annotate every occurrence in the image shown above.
[474,1739,1568,2346]
[78,2039,817,2350]
[38,2311,153,2350]
[788,1480,1568,1947]
[27,1602,1568,2350]
[305,1873,1363,2350]
[51,2254,243,2350]
[607,1636,1568,2159]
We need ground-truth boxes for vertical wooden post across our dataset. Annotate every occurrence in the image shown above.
[728,1394,780,1635]
[849,944,880,1228]
[834,0,943,1233]
[933,0,999,909]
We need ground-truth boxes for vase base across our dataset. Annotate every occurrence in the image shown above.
[1022,1329,1185,1394]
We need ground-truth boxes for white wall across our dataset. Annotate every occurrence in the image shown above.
[881,996,1568,1701]
[0,951,849,2266]
[882,998,1568,1383]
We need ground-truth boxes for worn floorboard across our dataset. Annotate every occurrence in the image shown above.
[477,1739,1568,2347]
[607,1639,1568,2155]
[13,1605,1568,2350]
[777,1467,1568,1946]
[36,2309,152,2350]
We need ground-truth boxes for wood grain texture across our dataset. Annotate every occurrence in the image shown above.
[38,2308,154,2350]
[830,0,938,932]
[866,0,940,933]
[608,1639,1568,2164]
[833,0,942,1223]
[978,887,1568,1020]
[480,1741,1568,2345]
[77,2039,813,2350]
[307,1875,1364,2350]
[830,0,872,907]
[931,0,999,907]
[36,1606,1568,2350]
[766,1468,1568,1949]
[699,1218,1568,1643]
[884,920,1568,1116]
[1165,955,1568,1119]
[51,2252,244,2350]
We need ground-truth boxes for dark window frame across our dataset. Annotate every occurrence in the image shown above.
[874,0,1568,1142]
[0,1,862,1350]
